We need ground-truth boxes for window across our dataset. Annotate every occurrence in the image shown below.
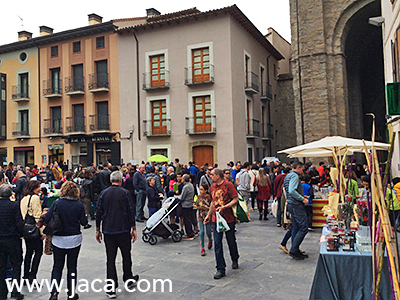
[95,60,108,88]
[96,101,109,130]
[51,46,58,57]
[73,41,81,53]
[245,55,250,87]
[150,54,165,87]
[51,106,62,133]
[72,64,84,91]
[261,105,266,137]
[51,68,61,93]
[73,104,85,132]
[96,36,105,49]
[246,100,251,134]
[193,96,211,133]
[260,66,265,95]
[151,148,168,157]
[151,100,167,134]
[0,74,6,139]
[19,52,27,62]
[19,73,28,98]
[192,48,210,83]
[19,110,29,135]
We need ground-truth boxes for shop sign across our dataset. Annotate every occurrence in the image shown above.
[67,135,112,143]
[48,144,64,150]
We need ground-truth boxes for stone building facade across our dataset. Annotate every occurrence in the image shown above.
[288,0,386,150]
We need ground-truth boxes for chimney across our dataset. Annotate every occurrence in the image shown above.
[146,8,161,18]
[88,13,102,26]
[18,30,32,41]
[39,26,53,37]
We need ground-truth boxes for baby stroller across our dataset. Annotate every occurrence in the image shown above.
[142,197,183,245]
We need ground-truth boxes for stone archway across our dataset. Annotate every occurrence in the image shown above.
[290,0,386,145]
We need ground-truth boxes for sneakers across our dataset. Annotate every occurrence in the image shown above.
[126,274,139,290]
[183,235,195,241]
[208,241,212,250]
[279,245,289,254]
[308,228,315,232]
[11,293,24,300]
[48,292,58,300]
[213,271,226,279]
[83,224,92,229]
[277,224,281,227]
[67,294,79,300]
[105,291,116,299]
[201,247,206,256]
[232,261,239,269]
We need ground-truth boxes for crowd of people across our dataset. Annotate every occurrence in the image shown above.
[0,156,398,299]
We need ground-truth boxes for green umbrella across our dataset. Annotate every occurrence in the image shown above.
[147,154,169,162]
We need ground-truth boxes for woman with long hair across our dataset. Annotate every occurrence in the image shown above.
[44,181,88,300]
[256,168,272,220]
[20,180,44,284]
[195,184,212,256]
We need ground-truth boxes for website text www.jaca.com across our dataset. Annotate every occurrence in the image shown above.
[6,276,173,295]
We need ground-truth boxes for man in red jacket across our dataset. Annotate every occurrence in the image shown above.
[274,167,290,227]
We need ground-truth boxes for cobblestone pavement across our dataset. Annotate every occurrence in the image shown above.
[19,209,322,300]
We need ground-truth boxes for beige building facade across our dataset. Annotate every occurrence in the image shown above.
[116,6,283,166]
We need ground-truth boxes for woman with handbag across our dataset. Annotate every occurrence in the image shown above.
[44,181,88,300]
[256,168,272,220]
[20,180,44,284]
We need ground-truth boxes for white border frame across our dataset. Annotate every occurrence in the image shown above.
[186,42,213,84]
[147,144,171,160]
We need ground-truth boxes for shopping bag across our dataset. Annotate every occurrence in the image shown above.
[271,199,278,218]
[233,190,250,223]
[216,212,230,233]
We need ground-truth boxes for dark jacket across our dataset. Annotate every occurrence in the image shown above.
[122,176,135,202]
[146,185,162,208]
[96,185,136,234]
[97,169,111,192]
[0,197,24,238]
[133,171,146,192]
[44,197,88,236]
[13,176,29,202]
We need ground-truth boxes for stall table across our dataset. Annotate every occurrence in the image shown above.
[309,230,392,300]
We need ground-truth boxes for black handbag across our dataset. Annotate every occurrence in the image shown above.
[23,195,40,239]
[43,200,63,235]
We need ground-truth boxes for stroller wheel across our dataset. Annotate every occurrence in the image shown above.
[142,234,150,243]
[149,235,157,245]
[172,230,182,243]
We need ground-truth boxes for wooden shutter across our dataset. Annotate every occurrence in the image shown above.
[193,96,211,133]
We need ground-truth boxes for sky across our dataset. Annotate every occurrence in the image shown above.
[0,0,291,46]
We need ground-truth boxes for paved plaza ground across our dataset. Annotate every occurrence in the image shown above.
[19,209,323,300]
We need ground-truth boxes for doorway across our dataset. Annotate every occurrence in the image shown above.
[193,146,213,168]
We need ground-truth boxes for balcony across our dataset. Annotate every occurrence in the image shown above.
[65,116,86,135]
[185,65,214,86]
[89,114,110,133]
[43,118,63,137]
[262,123,274,140]
[65,76,85,95]
[245,71,259,94]
[43,79,62,98]
[12,85,30,102]
[246,119,260,138]
[12,122,30,138]
[185,116,216,135]
[143,119,171,137]
[260,82,273,101]
[88,73,109,92]
[142,71,170,90]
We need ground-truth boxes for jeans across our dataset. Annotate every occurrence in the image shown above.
[212,221,239,273]
[305,205,313,228]
[148,207,158,217]
[0,237,22,299]
[281,227,292,247]
[104,232,134,289]
[23,236,43,281]
[135,190,147,220]
[287,203,308,254]
[198,221,211,248]
[51,244,81,297]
